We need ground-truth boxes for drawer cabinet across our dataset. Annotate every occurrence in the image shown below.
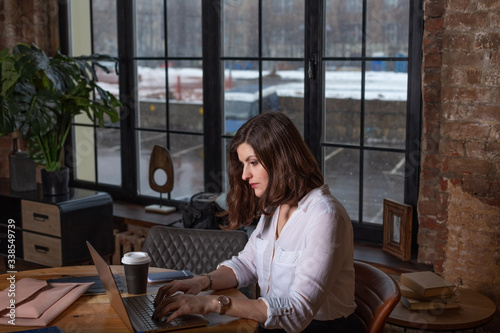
[23,231,62,267]
[22,200,61,236]
[0,182,114,267]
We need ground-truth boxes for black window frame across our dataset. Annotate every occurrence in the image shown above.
[60,0,422,247]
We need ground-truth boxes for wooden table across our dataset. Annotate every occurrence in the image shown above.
[387,288,496,331]
[0,266,258,333]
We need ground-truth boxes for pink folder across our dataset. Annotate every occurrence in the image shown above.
[0,278,93,326]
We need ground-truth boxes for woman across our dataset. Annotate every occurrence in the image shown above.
[153,112,360,332]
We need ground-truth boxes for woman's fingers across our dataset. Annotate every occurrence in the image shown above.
[153,297,176,320]
[153,294,210,322]
[154,278,204,307]
[154,284,170,306]
[153,295,189,321]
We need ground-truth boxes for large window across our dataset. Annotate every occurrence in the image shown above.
[321,0,420,241]
[64,0,422,244]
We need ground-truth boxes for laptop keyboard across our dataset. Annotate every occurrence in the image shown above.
[123,294,191,330]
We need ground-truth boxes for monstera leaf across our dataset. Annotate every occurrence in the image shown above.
[0,43,121,171]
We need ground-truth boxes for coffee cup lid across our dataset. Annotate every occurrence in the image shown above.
[121,251,151,265]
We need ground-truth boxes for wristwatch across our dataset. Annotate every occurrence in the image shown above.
[217,295,231,315]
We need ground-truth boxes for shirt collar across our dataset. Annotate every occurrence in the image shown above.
[297,184,330,212]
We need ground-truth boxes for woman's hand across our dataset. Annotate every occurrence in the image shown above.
[154,276,208,307]
[153,294,218,323]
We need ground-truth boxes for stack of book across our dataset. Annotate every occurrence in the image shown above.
[399,271,460,311]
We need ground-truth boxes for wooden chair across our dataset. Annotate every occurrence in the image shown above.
[354,260,401,333]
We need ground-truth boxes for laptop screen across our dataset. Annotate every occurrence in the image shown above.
[87,241,135,332]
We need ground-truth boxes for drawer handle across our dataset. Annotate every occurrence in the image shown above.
[34,245,50,254]
[33,213,49,222]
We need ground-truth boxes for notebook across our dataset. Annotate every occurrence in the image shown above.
[47,274,124,295]
[86,241,210,333]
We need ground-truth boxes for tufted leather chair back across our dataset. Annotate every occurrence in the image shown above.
[142,226,249,275]
[354,260,401,333]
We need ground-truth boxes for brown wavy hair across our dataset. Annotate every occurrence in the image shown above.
[224,112,324,230]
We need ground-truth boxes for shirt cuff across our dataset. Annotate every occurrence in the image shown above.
[259,297,293,328]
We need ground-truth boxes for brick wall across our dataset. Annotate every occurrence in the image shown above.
[0,0,59,178]
[419,0,500,315]
[0,0,59,54]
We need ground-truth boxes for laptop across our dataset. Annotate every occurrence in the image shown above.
[86,241,210,333]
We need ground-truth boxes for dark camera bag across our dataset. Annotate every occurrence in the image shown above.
[182,192,227,229]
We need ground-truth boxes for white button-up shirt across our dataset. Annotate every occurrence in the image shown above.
[220,185,356,332]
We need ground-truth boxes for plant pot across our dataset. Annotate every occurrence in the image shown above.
[41,167,70,196]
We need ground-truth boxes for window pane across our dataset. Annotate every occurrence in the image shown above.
[136,0,165,57]
[363,150,405,224]
[92,0,118,56]
[95,61,120,115]
[137,60,166,128]
[170,61,204,132]
[170,133,204,199]
[137,60,203,131]
[138,131,166,197]
[324,147,360,222]
[223,0,259,57]
[263,60,304,136]
[324,61,362,144]
[139,99,204,133]
[138,131,204,200]
[223,61,259,134]
[366,0,409,57]
[167,0,202,57]
[223,60,302,135]
[170,101,204,133]
[262,0,304,58]
[169,60,204,104]
[365,67,407,149]
[139,100,166,131]
[73,125,96,182]
[325,1,363,58]
[97,128,121,185]
[137,131,204,199]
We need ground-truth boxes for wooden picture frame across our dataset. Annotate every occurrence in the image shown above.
[382,199,413,261]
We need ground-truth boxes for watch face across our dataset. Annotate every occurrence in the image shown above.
[218,295,230,315]
[219,295,230,306]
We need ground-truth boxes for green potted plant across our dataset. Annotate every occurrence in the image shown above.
[0,43,121,195]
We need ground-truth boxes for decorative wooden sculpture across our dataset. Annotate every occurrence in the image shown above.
[145,145,176,214]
